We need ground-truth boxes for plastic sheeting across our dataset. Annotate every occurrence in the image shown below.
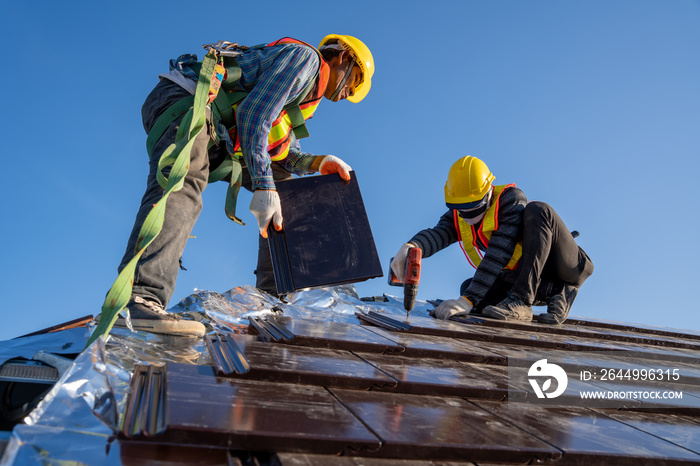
[171,284,433,328]
[0,285,432,465]
[0,327,88,367]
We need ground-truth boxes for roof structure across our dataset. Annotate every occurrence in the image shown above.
[1,285,699,465]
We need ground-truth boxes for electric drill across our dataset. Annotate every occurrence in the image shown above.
[388,247,422,317]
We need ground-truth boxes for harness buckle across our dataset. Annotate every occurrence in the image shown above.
[202,40,250,57]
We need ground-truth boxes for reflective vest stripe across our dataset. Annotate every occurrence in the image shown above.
[454,184,523,270]
[267,96,324,161]
[268,115,291,146]
[268,98,321,147]
[270,140,291,161]
[454,210,483,269]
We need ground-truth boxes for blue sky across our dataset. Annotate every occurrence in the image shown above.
[1,1,699,341]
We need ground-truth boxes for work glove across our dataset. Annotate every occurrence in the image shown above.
[431,296,473,320]
[390,243,415,282]
[250,189,282,238]
[319,155,352,181]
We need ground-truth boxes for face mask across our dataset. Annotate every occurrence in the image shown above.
[463,211,486,225]
[457,189,492,224]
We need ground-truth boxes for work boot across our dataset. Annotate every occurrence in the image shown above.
[538,285,578,325]
[99,296,206,337]
[483,295,533,322]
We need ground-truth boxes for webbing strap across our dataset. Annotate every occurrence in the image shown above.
[146,96,194,157]
[208,89,244,224]
[211,89,237,129]
[286,105,309,139]
[221,56,242,87]
[207,150,245,225]
[285,78,316,140]
[225,157,244,224]
[191,59,242,89]
[87,51,220,348]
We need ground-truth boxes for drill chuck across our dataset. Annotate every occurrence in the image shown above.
[404,284,418,311]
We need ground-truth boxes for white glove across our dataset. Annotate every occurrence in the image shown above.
[390,243,415,282]
[431,296,473,320]
[250,189,282,238]
[319,155,352,181]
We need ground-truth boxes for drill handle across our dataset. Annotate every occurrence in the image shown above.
[403,247,422,286]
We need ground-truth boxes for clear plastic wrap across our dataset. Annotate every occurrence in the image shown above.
[1,285,430,464]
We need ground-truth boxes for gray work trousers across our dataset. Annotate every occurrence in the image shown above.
[117,79,288,308]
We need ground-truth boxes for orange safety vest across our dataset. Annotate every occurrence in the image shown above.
[454,184,523,270]
[224,38,330,162]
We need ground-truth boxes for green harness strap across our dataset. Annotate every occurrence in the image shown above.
[205,89,245,225]
[146,96,194,157]
[143,73,317,228]
[144,82,246,226]
[86,51,221,348]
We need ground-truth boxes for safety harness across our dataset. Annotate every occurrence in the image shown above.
[87,47,223,347]
[145,38,329,223]
[88,40,330,346]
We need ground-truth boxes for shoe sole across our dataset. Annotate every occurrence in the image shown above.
[95,315,206,337]
[537,313,568,325]
[540,287,577,325]
[482,307,533,322]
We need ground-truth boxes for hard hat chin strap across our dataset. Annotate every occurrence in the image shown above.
[330,59,355,101]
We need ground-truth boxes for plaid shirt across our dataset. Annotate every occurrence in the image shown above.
[170,43,321,190]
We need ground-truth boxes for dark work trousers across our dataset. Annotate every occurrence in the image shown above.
[241,163,293,294]
[117,79,289,307]
[460,201,594,310]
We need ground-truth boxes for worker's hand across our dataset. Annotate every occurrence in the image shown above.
[319,155,352,181]
[431,296,473,320]
[390,243,415,282]
[250,189,283,238]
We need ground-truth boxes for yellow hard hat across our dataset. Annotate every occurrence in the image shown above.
[319,34,374,103]
[444,156,496,206]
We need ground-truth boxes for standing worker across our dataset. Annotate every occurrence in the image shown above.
[391,156,593,324]
[102,35,375,337]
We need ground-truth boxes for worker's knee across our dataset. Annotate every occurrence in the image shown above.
[524,201,553,218]
[523,201,557,227]
[575,249,595,287]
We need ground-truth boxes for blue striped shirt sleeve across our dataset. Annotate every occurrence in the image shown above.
[235,44,320,190]
[278,136,316,174]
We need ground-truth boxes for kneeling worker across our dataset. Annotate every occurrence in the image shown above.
[390,156,593,324]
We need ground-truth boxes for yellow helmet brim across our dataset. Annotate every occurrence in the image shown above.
[347,79,371,103]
